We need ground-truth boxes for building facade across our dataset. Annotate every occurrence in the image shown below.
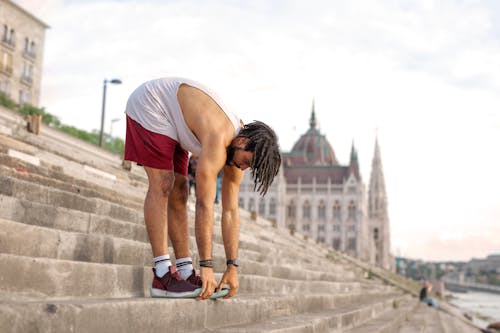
[239,105,392,268]
[0,0,48,106]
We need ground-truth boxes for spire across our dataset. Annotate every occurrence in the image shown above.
[368,131,391,269]
[349,140,360,179]
[369,134,387,219]
[309,99,316,129]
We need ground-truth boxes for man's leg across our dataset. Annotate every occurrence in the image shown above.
[168,173,190,258]
[143,166,175,258]
[168,173,194,279]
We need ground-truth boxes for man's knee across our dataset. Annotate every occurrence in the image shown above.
[171,176,189,204]
[148,170,175,197]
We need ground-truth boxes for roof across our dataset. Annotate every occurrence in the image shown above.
[283,104,338,167]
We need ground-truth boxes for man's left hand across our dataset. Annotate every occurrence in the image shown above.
[217,265,239,298]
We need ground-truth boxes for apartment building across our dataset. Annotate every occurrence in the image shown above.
[0,0,48,106]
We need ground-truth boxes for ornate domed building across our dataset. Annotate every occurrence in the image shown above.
[238,104,391,269]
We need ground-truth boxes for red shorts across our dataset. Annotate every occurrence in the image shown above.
[124,116,188,175]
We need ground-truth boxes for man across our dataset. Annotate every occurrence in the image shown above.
[419,281,439,309]
[124,77,281,300]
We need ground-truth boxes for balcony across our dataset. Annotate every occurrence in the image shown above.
[23,50,36,61]
[1,37,15,50]
[21,75,33,86]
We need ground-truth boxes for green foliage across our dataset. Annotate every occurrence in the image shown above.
[13,103,124,156]
[19,104,45,116]
[0,92,16,109]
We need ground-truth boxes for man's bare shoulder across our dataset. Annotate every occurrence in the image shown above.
[178,84,234,147]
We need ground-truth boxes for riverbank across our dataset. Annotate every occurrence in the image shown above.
[448,291,500,329]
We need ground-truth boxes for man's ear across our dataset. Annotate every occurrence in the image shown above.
[235,136,249,148]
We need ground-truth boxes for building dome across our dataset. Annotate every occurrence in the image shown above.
[286,104,338,166]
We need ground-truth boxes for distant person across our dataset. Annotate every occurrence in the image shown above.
[124,77,281,300]
[187,154,198,195]
[419,281,439,309]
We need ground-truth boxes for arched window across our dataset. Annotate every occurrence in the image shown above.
[258,198,265,215]
[287,200,296,219]
[333,201,341,221]
[269,198,276,215]
[9,29,15,44]
[348,201,356,221]
[248,198,255,211]
[318,200,326,220]
[303,201,311,219]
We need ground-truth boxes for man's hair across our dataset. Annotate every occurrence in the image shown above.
[238,121,281,195]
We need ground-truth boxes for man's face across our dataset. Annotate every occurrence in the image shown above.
[226,143,253,171]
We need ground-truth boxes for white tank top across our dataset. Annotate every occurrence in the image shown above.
[125,77,241,155]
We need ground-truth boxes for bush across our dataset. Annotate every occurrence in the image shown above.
[19,104,45,116]
[0,92,16,109]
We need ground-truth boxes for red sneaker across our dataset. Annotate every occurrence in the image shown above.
[150,266,201,298]
[187,269,230,299]
[187,269,202,287]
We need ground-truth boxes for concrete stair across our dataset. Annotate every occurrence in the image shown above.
[0,105,481,332]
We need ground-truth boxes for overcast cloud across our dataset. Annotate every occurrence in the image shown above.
[17,0,500,261]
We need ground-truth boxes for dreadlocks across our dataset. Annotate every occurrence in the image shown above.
[238,121,281,195]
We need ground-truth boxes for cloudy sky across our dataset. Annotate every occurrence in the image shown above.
[17,0,500,262]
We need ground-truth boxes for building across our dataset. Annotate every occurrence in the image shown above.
[0,0,48,106]
[239,104,392,269]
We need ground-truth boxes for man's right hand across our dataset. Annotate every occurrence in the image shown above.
[199,267,217,300]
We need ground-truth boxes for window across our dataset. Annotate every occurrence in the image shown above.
[348,201,356,222]
[258,199,265,215]
[302,224,310,232]
[287,200,296,219]
[303,201,311,219]
[1,52,13,75]
[19,90,31,105]
[374,228,379,241]
[318,225,325,232]
[333,224,341,232]
[348,238,356,251]
[238,197,244,208]
[333,238,341,250]
[269,198,276,215]
[248,198,255,211]
[318,201,326,220]
[333,201,341,221]
[317,237,325,243]
[348,225,355,232]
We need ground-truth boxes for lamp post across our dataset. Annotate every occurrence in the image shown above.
[99,78,122,147]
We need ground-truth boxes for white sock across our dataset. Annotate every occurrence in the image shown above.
[153,254,171,278]
[175,257,194,280]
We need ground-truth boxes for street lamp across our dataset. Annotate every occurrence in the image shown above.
[99,78,122,147]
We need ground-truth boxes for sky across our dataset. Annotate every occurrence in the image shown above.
[16,0,500,262]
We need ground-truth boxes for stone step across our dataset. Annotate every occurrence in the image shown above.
[0,194,149,243]
[0,139,148,203]
[0,291,402,333]
[343,297,418,333]
[399,303,440,333]
[0,251,363,299]
[0,191,353,279]
[0,160,143,211]
[199,293,412,332]
[0,175,143,225]
[437,309,480,333]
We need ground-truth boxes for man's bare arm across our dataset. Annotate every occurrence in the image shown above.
[194,138,226,299]
[216,164,243,298]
